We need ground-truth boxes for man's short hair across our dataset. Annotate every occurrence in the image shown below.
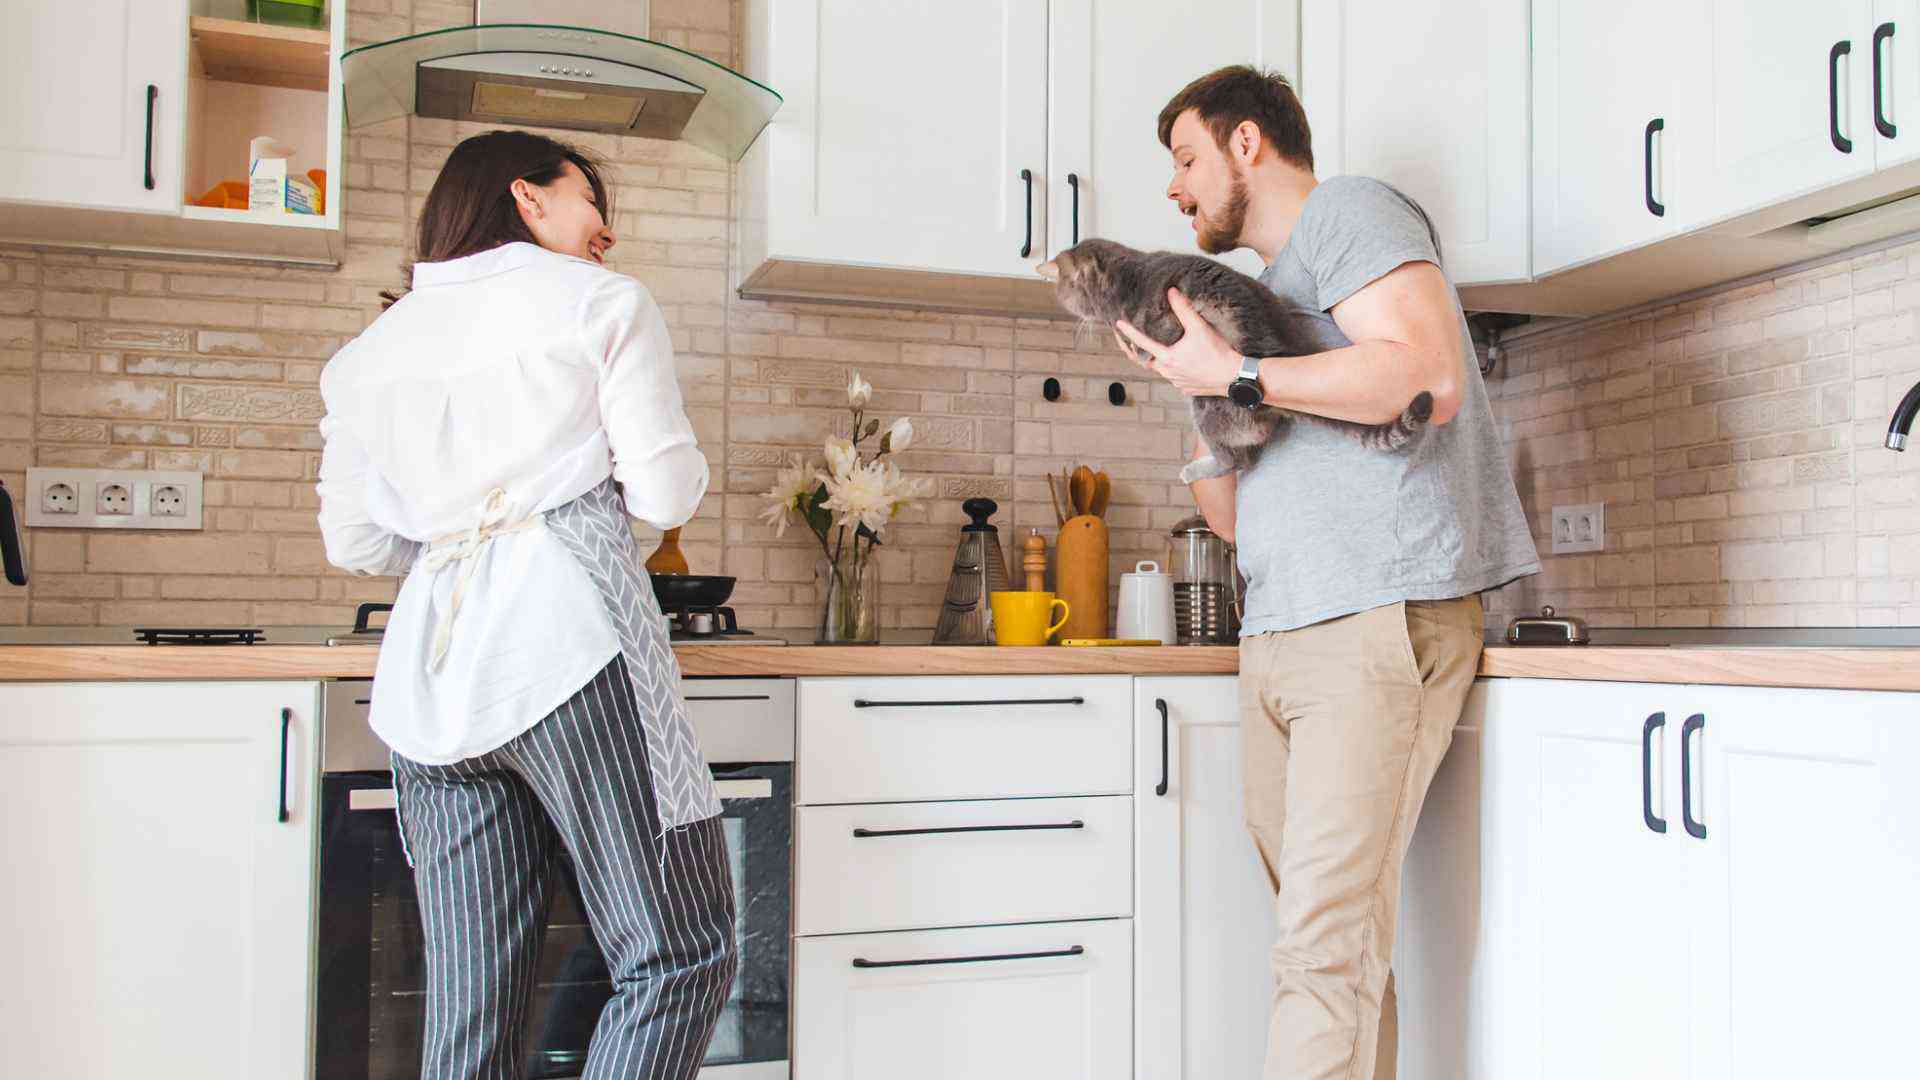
[1157,65,1314,172]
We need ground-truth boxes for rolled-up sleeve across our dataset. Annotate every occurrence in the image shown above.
[316,411,421,576]
[582,276,709,529]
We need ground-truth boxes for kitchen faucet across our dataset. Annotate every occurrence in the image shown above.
[1889,379,1920,450]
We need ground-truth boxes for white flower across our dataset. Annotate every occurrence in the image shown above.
[846,370,873,409]
[820,459,913,536]
[758,454,815,539]
[822,435,857,481]
[884,417,914,454]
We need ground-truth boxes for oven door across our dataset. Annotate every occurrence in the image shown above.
[315,765,791,1080]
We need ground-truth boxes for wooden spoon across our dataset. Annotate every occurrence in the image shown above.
[1089,471,1111,519]
[1069,465,1095,517]
[644,526,690,574]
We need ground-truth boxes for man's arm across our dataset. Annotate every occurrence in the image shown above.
[1115,260,1466,428]
[1187,439,1237,544]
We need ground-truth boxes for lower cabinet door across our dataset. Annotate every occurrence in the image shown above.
[794,919,1132,1080]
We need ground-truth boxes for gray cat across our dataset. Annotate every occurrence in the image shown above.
[1043,239,1433,483]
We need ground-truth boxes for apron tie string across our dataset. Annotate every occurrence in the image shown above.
[420,487,539,671]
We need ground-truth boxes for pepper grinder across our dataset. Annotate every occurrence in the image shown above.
[1023,529,1048,592]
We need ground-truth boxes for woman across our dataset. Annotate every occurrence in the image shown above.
[317,130,735,1079]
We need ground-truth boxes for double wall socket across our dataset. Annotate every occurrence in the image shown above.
[24,468,204,531]
[1550,502,1604,554]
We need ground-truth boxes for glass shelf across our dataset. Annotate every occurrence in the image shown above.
[341,23,781,161]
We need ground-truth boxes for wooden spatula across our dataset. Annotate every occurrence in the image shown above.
[1089,471,1110,519]
[1069,465,1095,517]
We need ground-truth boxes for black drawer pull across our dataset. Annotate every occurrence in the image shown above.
[853,945,1085,970]
[1068,172,1081,245]
[1681,713,1707,840]
[1876,22,1898,138]
[143,84,157,191]
[852,821,1084,839]
[277,707,292,823]
[1644,118,1665,217]
[852,696,1084,708]
[1155,697,1170,796]
[1833,40,1855,153]
[685,694,773,702]
[1642,712,1667,834]
[1020,168,1034,257]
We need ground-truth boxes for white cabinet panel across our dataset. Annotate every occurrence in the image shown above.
[1532,0,1712,274]
[794,919,1133,1080]
[795,795,1132,935]
[0,0,186,212]
[1874,2,1920,166]
[0,680,320,1080]
[1133,676,1273,1080]
[1700,1,1877,221]
[752,0,1048,277]
[1301,0,1530,285]
[1046,0,1289,277]
[1680,684,1920,1080]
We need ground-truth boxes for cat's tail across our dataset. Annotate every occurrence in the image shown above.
[1364,390,1435,451]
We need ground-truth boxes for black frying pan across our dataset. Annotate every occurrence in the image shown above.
[0,480,25,586]
[649,574,734,610]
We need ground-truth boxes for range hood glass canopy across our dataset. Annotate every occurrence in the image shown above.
[341,24,781,161]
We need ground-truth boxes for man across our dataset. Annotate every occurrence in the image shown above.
[1114,66,1539,1080]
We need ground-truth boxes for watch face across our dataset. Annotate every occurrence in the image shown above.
[1228,379,1262,408]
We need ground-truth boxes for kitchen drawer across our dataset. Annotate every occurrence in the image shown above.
[796,675,1131,804]
[794,919,1132,1080]
[683,677,794,764]
[795,795,1132,936]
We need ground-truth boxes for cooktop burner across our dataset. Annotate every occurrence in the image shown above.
[665,605,784,644]
[134,627,264,646]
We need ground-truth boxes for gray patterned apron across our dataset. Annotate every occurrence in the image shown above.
[541,478,722,832]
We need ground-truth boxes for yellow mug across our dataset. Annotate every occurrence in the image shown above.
[989,590,1071,646]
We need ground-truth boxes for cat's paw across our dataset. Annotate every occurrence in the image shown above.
[1179,455,1236,484]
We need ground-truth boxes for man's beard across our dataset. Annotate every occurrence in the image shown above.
[1196,170,1250,255]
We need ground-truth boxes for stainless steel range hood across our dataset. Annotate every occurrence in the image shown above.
[341,0,780,161]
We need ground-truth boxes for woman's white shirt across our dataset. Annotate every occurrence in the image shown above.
[316,242,708,763]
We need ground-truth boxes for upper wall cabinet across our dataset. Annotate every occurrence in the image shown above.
[737,0,1294,316]
[1300,0,1532,287]
[0,0,187,213]
[0,0,344,267]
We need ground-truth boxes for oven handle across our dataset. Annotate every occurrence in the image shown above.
[349,788,397,811]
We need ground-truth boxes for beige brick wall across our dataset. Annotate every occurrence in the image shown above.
[0,0,1200,633]
[1485,239,1920,630]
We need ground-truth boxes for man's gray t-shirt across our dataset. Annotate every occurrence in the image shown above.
[1235,175,1539,635]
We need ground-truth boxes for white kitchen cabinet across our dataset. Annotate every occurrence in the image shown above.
[794,918,1133,1080]
[1484,678,1695,1080]
[0,680,320,1080]
[1678,684,1920,1080]
[0,0,187,213]
[1046,0,1291,278]
[1133,676,1273,1080]
[1531,0,1712,274]
[1698,1,1878,222]
[1874,2,1920,166]
[1300,0,1531,286]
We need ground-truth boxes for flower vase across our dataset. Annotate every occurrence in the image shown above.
[817,552,881,644]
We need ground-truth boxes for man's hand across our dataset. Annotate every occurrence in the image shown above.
[1115,288,1243,398]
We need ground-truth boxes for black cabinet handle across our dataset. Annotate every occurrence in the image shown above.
[1020,168,1034,257]
[143,84,157,191]
[277,707,292,823]
[1155,697,1170,796]
[684,694,772,702]
[1876,22,1898,138]
[853,945,1084,970]
[1642,712,1668,834]
[1644,118,1666,217]
[1833,40,1855,153]
[852,821,1084,838]
[1681,713,1707,839]
[852,696,1083,708]
[1067,172,1081,245]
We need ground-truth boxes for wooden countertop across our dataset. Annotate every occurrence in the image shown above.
[2,642,1918,691]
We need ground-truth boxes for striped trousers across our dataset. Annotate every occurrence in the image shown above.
[393,655,738,1080]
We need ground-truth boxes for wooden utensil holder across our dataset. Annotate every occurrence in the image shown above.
[1054,514,1109,641]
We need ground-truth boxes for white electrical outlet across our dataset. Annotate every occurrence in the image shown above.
[24,468,204,530]
[1550,502,1605,554]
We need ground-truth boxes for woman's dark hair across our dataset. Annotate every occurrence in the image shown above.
[1157,65,1314,172]
[383,129,612,305]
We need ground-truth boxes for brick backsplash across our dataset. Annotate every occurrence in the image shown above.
[8,0,1915,637]
[1483,237,1920,631]
[0,0,1200,633]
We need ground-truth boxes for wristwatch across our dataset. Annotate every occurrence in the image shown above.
[1226,354,1264,409]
